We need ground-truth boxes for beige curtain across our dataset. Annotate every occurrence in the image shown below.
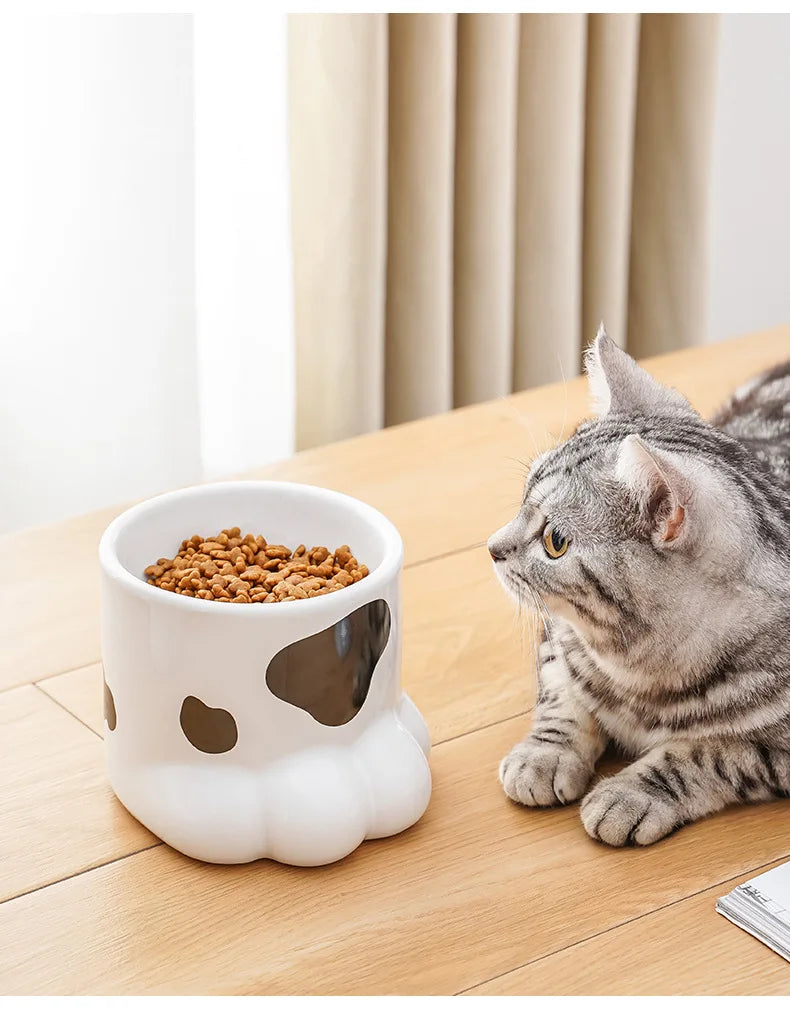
[289,14,719,449]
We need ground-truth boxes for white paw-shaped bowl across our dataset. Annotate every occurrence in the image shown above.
[98,481,431,865]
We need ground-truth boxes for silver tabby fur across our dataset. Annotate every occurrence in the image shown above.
[489,328,790,846]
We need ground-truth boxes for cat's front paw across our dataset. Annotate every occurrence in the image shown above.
[499,739,592,807]
[580,776,679,846]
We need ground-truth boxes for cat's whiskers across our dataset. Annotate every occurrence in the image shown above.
[512,587,529,662]
[509,577,543,703]
[524,580,556,653]
[528,601,540,704]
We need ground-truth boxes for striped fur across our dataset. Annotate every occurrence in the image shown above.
[490,331,790,846]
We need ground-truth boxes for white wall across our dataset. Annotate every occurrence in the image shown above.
[0,15,201,534]
[707,14,790,342]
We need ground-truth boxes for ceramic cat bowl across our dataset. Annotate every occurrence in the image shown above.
[98,481,432,866]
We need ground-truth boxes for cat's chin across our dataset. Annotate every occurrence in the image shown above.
[494,563,529,605]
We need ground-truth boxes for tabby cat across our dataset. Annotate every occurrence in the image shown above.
[489,328,790,845]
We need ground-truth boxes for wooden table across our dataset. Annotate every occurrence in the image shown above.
[3,326,790,995]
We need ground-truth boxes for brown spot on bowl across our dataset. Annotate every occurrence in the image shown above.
[179,695,238,754]
[266,599,391,726]
[103,679,117,731]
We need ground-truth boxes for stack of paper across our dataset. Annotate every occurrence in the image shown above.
[717,863,790,962]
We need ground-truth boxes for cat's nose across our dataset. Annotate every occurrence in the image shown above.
[488,539,512,562]
[488,542,505,562]
[488,525,517,562]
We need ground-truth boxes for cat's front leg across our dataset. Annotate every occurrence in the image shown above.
[581,738,790,846]
[500,636,608,807]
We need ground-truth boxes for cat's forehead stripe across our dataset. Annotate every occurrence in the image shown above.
[525,470,561,510]
[527,410,790,554]
[530,414,726,486]
[530,419,640,487]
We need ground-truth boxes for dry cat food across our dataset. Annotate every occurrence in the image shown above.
[144,528,369,604]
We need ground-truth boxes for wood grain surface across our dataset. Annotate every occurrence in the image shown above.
[0,686,155,903]
[2,326,790,994]
[466,864,790,995]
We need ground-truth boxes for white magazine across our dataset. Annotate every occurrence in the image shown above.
[717,863,790,963]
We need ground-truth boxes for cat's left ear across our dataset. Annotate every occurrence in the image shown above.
[585,324,697,420]
[616,435,691,544]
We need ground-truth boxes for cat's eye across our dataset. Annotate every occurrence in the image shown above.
[542,526,570,559]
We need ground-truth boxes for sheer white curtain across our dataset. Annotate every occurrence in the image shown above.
[0,14,294,535]
[194,12,294,482]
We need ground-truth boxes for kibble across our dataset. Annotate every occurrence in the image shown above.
[144,528,369,603]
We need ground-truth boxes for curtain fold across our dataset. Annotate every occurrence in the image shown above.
[288,15,387,450]
[453,14,519,407]
[628,14,720,359]
[385,14,456,426]
[513,14,587,388]
[582,14,640,350]
[288,13,720,448]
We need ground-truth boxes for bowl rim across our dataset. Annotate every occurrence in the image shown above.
[98,480,403,618]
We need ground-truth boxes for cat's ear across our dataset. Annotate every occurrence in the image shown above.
[616,435,690,544]
[584,324,696,419]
